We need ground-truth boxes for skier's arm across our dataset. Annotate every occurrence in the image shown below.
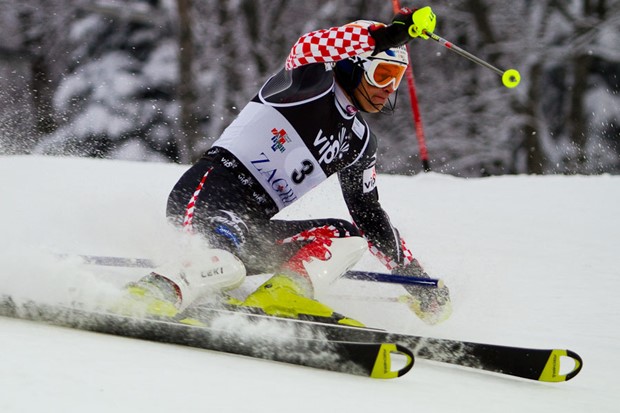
[338,139,413,270]
[285,6,437,70]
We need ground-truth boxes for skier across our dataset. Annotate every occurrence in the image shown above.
[124,6,451,326]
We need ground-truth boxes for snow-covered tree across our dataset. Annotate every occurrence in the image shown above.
[379,0,620,176]
[2,0,618,175]
[0,0,73,153]
[34,0,181,161]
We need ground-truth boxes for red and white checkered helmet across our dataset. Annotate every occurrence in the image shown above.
[335,20,409,93]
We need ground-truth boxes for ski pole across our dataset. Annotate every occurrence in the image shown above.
[344,270,441,288]
[392,0,431,172]
[58,254,441,288]
[425,31,521,89]
[58,254,157,268]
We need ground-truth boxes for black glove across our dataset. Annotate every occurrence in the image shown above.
[392,258,428,278]
[369,8,414,54]
[393,258,452,325]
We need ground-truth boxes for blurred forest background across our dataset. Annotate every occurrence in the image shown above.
[0,0,618,176]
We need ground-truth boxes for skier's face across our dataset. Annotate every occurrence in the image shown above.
[353,76,396,113]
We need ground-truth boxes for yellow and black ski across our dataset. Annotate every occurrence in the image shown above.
[0,295,413,379]
[190,305,583,383]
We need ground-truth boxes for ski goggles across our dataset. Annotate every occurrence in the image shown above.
[363,59,408,89]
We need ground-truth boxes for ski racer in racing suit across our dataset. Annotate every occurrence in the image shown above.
[127,6,450,326]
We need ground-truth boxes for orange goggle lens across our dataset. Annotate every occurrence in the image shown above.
[365,61,407,89]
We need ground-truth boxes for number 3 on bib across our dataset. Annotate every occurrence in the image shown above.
[292,159,315,184]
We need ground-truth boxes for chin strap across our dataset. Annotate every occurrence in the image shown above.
[355,82,399,114]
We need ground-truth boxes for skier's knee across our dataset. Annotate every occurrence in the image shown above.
[201,209,249,251]
[303,236,367,293]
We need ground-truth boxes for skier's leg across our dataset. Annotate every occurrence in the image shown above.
[119,151,266,315]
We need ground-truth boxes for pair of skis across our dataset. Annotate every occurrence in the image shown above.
[0,293,582,382]
[4,253,582,381]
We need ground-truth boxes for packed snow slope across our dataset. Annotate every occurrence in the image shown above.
[0,155,618,413]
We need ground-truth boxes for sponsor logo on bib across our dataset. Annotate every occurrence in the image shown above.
[270,128,291,153]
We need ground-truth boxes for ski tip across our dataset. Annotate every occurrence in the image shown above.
[370,343,415,379]
[538,349,583,382]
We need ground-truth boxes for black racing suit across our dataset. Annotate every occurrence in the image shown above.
[167,63,410,275]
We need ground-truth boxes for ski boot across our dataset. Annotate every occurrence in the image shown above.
[240,273,365,327]
[113,273,204,326]
[238,226,366,326]
[112,246,246,325]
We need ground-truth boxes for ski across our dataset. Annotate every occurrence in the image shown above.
[186,306,583,383]
[0,295,413,379]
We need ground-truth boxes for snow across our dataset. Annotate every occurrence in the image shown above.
[0,155,618,412]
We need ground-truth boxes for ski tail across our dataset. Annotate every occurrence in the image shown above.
[344,342,414,378]
[474,344,584,382]
[370,343,414,379]
[538,349,583,382]
[406,337,584,383]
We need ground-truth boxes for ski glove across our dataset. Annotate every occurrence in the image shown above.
[393,258,453,325]
[370,6,437,54]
